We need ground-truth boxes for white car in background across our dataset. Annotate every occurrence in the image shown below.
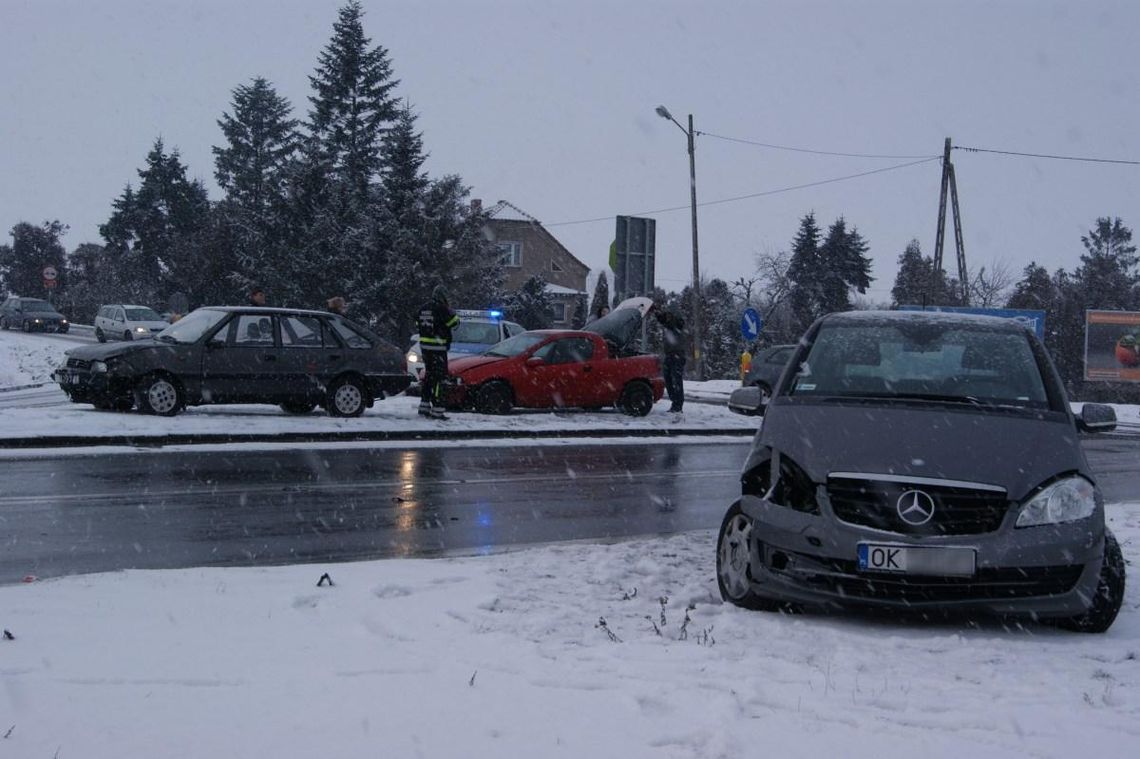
[94,304,170,342]
[406,309,526,384]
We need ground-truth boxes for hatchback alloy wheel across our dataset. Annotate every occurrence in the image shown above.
[718,510,754,601]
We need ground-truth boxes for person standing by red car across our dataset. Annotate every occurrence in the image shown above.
[416,285,460,419]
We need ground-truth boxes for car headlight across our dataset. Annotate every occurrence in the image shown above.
[61,319,69,324]
[1016,476,1097,527]
[406,353,419,363]
[33,319,42,324]
[135,326,147,333]
[91,361,108,373]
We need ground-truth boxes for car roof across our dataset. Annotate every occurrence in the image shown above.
[823,309,1028,333]
[201,306,335,318]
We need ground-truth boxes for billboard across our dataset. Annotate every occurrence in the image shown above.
[1084,310,1140,383]
[612,216,656,300]
[898,305,1046,340]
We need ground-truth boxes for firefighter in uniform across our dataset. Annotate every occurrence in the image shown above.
[416,285,460,419]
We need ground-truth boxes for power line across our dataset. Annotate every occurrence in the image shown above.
[698,131,938,160]
[954,145,1140,166]
[546,156,940,228]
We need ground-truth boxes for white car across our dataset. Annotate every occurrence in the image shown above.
[94,304,170,342]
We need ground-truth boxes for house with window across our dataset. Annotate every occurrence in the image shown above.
[480,200,590,327]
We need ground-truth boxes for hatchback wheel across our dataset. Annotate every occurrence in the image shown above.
[618,381,654,416]
[0,316,8,330]
[135,374,183,416]
[327,376,367,417]
[1058,529,1126,633]
[95,327,106,343]
[716,504,781,611]
[124,330,133,341]
[474,381,513,415]
[22,320,32,332]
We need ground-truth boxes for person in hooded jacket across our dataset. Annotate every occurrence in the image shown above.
[655,307,687,412]
[416,285,460,419]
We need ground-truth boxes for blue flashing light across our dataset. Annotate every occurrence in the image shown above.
[488,309,503,319]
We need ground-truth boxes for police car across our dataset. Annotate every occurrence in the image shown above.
[406,309,526,384]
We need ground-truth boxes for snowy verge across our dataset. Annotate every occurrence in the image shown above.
[2,505,1137,758]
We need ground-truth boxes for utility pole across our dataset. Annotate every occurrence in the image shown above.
[932,137,969,305]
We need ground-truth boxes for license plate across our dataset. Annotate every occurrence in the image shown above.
[857,544,975,576]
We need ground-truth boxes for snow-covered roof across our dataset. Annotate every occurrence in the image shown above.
[544,283,586,296]
[486,200,540,223]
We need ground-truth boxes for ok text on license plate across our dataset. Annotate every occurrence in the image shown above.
[857,544,976,576]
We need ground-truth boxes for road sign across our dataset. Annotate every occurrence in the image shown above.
[740,308,762,340]
[42,265,58,281]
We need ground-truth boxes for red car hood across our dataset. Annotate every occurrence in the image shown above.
[449,354,508,374]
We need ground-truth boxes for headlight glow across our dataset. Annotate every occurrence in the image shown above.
[1016,476,1097,527]
[406,353,419,363]
[135,326,147,333]
[91,361,108,373]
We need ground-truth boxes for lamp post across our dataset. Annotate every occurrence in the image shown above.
[655,105,702,380]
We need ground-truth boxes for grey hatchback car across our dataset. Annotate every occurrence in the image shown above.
[54,306,409,416]
[720,310,1125,632]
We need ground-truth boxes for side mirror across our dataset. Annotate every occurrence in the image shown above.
[1076,403,1116,433]
[525,356,545,368]
[728,386,766,416]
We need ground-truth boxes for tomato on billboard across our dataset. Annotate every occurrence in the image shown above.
[1085,310,1140,382]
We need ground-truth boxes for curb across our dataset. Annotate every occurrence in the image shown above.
[0,426,757,450]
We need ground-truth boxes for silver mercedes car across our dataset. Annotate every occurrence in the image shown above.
[719,310,1125,632]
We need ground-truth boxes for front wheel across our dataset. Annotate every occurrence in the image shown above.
[135,374,183,416]
[326,376,368,417]
[123,330,133,341]
[716,503,781,611]
[95,327,106,343]
[1058,530,1126,633]
[22,320,32,333]
[618,381,654,416]
[0,316,8,330]
[474,381,513,415]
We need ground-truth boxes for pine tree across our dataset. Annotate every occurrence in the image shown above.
[1,221,68,298]
[786,212,823,331]
[590,271,611,318]
[1075,216,1138,310]
[307,0,399,202]
[890,239,957,307]
[570,293,589,328]
[1007,262,1054,311]
[213,77,298,213]
[817,217,872,314]
[503,275,555,329]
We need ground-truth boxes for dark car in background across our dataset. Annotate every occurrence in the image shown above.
[719,311,1125,632]
[743,343,796,399]
[54,306,410,416]
[0,296,70,333]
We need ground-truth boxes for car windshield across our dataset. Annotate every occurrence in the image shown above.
[22,300,55,313]
[452,321,500,344]
[155,308,227,344]
[125,307,162,321]
[484,332,546,357]
[790,321,1049,409]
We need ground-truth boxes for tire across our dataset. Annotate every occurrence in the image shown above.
[716,503,781,611]
[280,401,317,415]
[124,330,133,341]
[0,316,8,330]
[135,373,184,416]
[22,320,32,333]
[326,376,367,417]
[474,381,513,415]
[95,327,106,343]
[618,381,654,416]
[1058,530,1126,633]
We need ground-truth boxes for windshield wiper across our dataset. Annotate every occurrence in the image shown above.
[850,392,987,406]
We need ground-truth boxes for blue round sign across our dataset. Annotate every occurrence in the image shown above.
[740,308,762,340]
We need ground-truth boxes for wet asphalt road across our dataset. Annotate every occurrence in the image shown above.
[0,436,1135,583]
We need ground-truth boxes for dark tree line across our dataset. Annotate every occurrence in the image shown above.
[1,2,503,348]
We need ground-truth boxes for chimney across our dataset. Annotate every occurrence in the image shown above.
[470,198,483,214]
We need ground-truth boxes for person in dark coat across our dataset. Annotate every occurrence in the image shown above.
[656,307,687,413]
[415,285,460,419]
[326,296,347,316]
[249,287,267,307]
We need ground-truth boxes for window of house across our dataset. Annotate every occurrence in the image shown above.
[497,241,522,267]
[551,303,567,322]
[550,260,563,273]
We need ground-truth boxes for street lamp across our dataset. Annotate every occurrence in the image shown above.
[655,105,702,380]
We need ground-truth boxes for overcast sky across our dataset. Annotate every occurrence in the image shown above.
[2,0,1138,302]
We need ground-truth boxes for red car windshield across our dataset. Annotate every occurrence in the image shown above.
[485,333,546,357]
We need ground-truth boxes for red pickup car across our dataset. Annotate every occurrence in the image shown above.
[442,298,665,416]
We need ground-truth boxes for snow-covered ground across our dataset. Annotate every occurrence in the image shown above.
[1,507,1137,758]
[3,332,1139,758]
